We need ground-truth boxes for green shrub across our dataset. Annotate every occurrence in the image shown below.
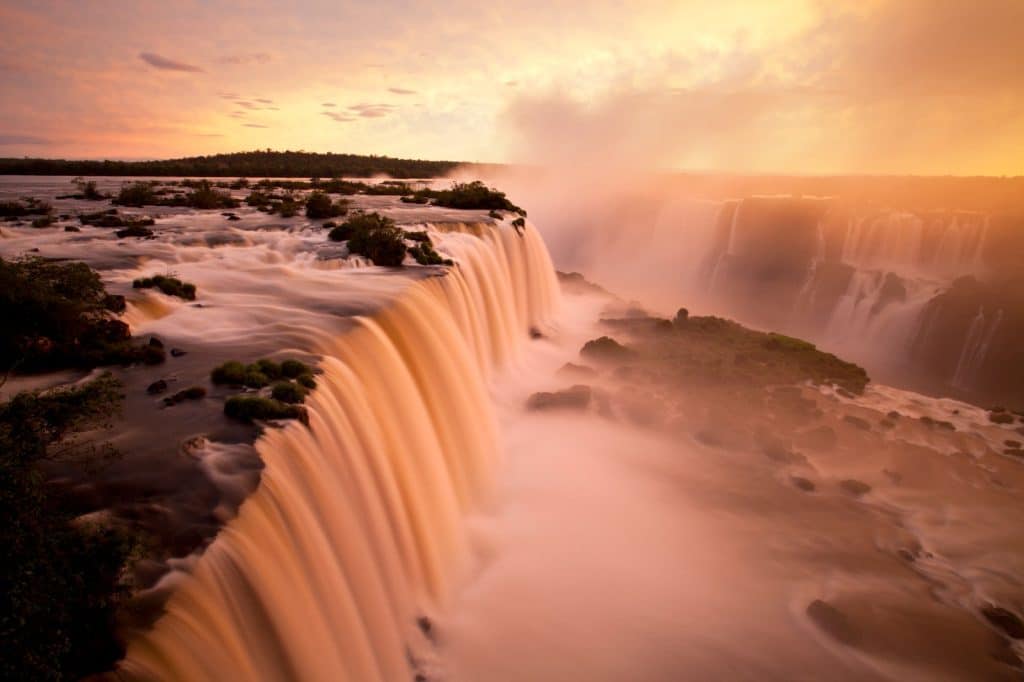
[224,395,306,423]
[409,242,453,266]
[211,360,247,385]
[296,373,317,389]
[31,215,55,228]
[132,275,196,301]
[280,359,312,378]
[329,212,408,266]
[305,191,348,219]
[114,182,158,207]
[271,381,308,404]
[255,358,282,380]
[183,181,239,209]
[408,181,526,215]
[0,198,51,217]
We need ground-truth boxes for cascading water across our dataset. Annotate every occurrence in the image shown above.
[118,221,560,681]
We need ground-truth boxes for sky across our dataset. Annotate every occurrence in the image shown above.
[0,0,1022,175]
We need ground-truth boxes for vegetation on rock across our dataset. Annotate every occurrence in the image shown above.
[0,373,141,680]
[133,275,197,301]
[0,257,164,373]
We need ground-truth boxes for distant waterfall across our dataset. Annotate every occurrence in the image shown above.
[119,222,560,681]
[951,308,1003,390]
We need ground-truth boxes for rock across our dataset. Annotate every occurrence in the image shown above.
[835,387,856,399]
[839,479,871,497]
[163,386,207,406]
[170,348,187,358]
[1004,440,1021,449]
[990,411,1014,424]
[791,476,815,492]
[529,326,544,339]
[148,336,164,349]
[416,616,434,641]
[580,336,632,361]
[526,385,592,412]
[807,599,859,645]
[843,415,871,430]
[64,225,80,232]
[557,362,596,379]
[981,605,1024,639]
[887,410,902,419]
[146,379,168,395]
[897,548,916,562]
[673,307,689,325]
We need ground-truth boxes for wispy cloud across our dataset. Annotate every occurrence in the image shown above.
[218,52,271,65]
[255,98,274,104]
[322,102,336,107]
[138,52,203,73]
[388,87,417,95]
[0,133,52,145]
[347,103,397,118]
[323,111,356,123]
[243,123,268,128]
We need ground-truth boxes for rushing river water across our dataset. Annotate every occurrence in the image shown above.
[2,177,1023,680]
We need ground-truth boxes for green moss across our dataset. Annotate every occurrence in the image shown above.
[409,241,453,266]
[224,395,306,423]
[296,373,317,389]
[255,358,282,380]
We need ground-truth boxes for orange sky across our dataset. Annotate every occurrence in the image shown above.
[1,0,1022,174]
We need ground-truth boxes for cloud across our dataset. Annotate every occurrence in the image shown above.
[218,92,241,100]
[243,123,268,128]
[347,103,397,118]
[0,133,52,145]
[138,52,203,73]
[255,98,274,104]
[323,111,356,123]
[218,52,271,65]
[388,87,417,95]
[322,102,336,108]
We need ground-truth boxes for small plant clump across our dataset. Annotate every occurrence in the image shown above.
[211,357,317,392]
[409,241,453,266]
[305,191,349,219]
[224,395,306,424]
[132,275,197,301]
[328,212,407,266]
[270,381,308,404]
[403,181,526,215]
[113,182,160,207]
[0,198,52,217]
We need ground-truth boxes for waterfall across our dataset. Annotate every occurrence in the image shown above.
[119,221,560,681]
[951,307,1003,390]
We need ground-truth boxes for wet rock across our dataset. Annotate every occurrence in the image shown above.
[529,326,544,339]
[843,415,871,430]
[791,476,815,492]
[982,605,1024,639]
[990,410,1014,424]
[887,410,902,419]
[807,599,859,645]
[170,348,187,358]
[835,387,856,399]
[115,225,155,238]
[526,385,592,412]
[897,548,916,562]
[146,379,168,395]
[1004,440,1021,449]
[163,386,207,406]
[416,616,434,642]
[64,225,80,232]
[839,479,872,497]
[148,336,164,349]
